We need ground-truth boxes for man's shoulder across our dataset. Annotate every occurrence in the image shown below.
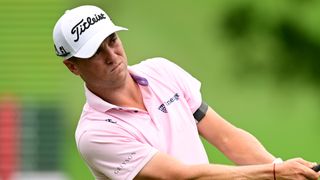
[75,108,116,141]
[142,57,170,63]
[133,57,174,69]
[131,57,181,76]
[74,106,139,143]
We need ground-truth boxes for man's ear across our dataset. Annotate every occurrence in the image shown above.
[63,59,80,76]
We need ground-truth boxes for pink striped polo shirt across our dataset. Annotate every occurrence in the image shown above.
[75,57,209,180]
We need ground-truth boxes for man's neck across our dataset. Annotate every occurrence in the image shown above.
[86,75,146,111]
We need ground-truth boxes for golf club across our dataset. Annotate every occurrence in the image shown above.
[312,164,320,172]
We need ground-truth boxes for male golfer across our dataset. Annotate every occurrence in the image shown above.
[53,5,320,180]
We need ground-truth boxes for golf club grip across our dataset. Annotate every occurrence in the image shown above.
[312,164,320,172]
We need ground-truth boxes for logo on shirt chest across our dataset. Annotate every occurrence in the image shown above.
[105,118,117,124]
[158,93,180,113]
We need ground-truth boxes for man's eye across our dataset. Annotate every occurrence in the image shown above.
[111,37,117,43]
[94,48,102,56]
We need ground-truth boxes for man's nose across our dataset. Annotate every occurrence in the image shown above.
[101,43,117,64]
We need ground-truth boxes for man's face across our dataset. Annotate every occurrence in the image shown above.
[64,33,129,89]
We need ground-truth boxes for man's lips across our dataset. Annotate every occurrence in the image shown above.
[111,62,122,72]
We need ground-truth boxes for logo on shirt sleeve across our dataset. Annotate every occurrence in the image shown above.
[114,152,136,175]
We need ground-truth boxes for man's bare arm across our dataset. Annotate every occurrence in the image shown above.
[135,152,319,179]
[197,106,275,165]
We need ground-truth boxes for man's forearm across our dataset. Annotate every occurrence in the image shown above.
[217,127,275,165]
[197,107,275,165]
[135,151,319,179]
[185,163,274,180]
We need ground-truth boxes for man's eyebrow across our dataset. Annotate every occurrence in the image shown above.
[108,33,116,39]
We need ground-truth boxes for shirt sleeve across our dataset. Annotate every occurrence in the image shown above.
[77,129,158,180]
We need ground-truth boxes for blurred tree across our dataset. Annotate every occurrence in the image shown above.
[218,1,320,86]
[274,19,320,84]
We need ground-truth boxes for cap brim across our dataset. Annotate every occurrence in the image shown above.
[73,26,127,59]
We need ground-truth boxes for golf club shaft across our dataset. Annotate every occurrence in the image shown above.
[312,164,320,172]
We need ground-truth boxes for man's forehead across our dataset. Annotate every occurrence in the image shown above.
[100,33,117,43]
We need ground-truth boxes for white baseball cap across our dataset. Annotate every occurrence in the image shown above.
[53,5,127,59]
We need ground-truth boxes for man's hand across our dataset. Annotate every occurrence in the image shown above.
[275,158,320,180]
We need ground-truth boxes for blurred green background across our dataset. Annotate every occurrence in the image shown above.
[1,0,319,179]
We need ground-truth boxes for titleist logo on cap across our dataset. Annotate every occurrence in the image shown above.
[71,13,106,42]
